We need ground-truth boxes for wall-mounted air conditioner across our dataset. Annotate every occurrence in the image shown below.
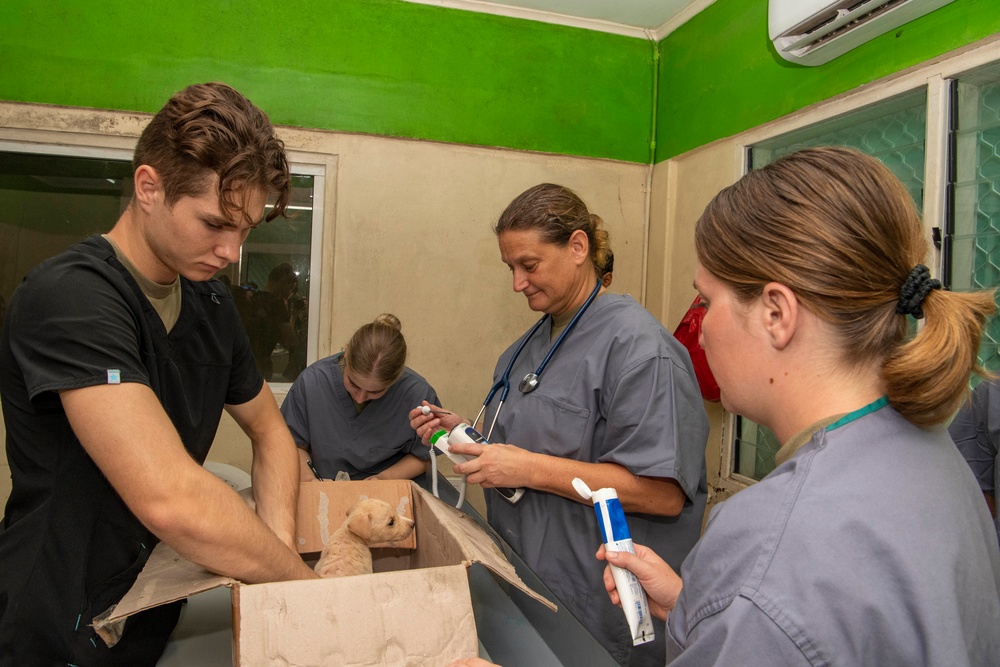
[770,0,956,66]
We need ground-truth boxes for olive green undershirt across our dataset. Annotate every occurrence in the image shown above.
[102,235,181,333]
[549,289,609,342]
[773,396,890,467]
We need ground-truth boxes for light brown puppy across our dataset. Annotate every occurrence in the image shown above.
[314,498,415,578]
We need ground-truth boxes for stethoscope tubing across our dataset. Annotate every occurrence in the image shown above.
[475,278,602,440]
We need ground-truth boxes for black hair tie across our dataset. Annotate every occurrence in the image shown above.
[896,264,941,319]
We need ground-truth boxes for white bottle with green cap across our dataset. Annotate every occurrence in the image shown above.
[429,428,475,465]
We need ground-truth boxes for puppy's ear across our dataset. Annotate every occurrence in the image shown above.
[348,508,373,542]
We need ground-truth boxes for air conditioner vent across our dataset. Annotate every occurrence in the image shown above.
[784,0,908,51]
[770,0,956,66]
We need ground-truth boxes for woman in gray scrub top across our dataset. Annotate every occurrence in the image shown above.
[282,313,439,481]
[948,377,1000,549]
[571,147,1000,667]
[411,184,710,667]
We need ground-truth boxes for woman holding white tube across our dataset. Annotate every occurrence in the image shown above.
[596,147,1000,666]
[412,183,709,667]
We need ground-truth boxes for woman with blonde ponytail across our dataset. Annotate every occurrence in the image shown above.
[581,147,1000,666]
[281,314,439,481]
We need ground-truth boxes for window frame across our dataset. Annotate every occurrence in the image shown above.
[0,138,329,388]
[708,37,1000,501]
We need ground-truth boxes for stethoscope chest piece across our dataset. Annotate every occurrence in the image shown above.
[519,372,540,394]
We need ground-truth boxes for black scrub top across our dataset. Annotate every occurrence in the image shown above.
[0,236,262,666]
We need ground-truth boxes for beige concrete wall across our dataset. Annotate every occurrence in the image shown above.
[646,139,743,516]
[0,102,647,517]
[645,145,744,328]
[281,128,650,418]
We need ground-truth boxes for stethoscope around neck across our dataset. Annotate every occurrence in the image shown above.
[474,278,602,440]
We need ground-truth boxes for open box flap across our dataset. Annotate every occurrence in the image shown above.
[412,484,557,612]
[94,542,234,645]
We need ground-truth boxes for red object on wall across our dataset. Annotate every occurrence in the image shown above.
[672,295,720,402]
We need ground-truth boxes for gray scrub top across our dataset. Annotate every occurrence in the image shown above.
[668,400,1000,666]
[281,353,439,479]
[483,293,709,667]
[949,378,1000,548]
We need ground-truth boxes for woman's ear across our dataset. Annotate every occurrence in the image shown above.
[568,229,590,266]
[566,229,590,264]
[760,282,799,351]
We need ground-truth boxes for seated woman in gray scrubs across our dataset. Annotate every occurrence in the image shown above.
[282,314,439,480]
[571,147,999,667]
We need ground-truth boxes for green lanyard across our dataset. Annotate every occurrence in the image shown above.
[827,396,889,432]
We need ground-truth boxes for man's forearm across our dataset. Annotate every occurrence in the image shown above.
[164,470,317,582]
[252,431,301,549]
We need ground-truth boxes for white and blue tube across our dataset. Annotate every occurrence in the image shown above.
[572,478,654,646]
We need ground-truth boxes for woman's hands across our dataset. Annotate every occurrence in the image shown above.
[408,401,531,489]
[597,543,682,622]
[408,401,465,444]
[449,440,531,490]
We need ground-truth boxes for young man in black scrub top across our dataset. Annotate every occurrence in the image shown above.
[0,82,318,666]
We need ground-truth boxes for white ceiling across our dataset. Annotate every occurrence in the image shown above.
[402,0,717,39]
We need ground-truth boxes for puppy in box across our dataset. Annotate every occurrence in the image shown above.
[314,498,415,577]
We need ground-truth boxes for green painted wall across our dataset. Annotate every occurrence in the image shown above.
[0,0,654,163]
[4,0,999,166]
[657,0,1000,161]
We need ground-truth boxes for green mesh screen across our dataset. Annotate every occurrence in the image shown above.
[952,70,1000,377]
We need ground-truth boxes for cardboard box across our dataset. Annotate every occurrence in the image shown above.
[95,480,554,665]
